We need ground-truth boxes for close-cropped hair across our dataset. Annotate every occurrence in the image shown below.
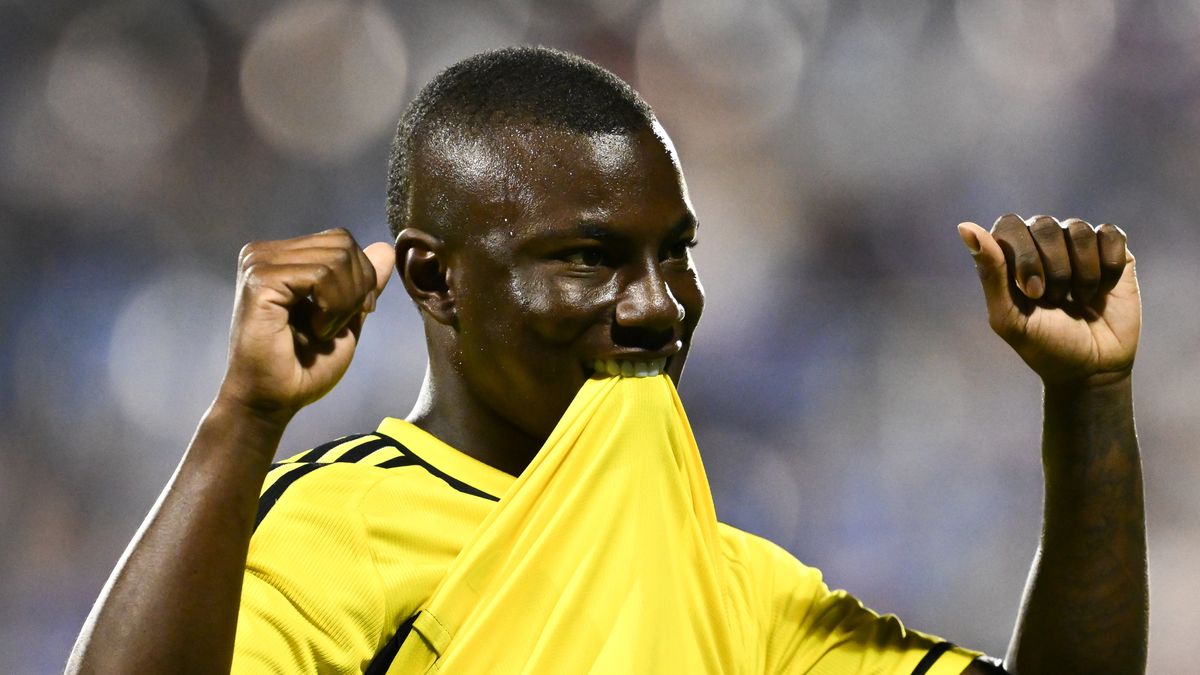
[386,46,655,240]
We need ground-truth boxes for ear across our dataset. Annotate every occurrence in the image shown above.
[395,227,456,326]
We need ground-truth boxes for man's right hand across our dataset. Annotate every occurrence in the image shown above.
[217,228,395,424]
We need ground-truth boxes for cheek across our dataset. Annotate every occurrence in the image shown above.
[510,273,618,343]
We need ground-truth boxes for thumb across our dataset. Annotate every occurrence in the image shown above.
[364,241,396,299]
[958,222,1014,317]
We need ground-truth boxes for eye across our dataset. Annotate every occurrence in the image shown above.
[664,238,697,262]
[563,248,608,267]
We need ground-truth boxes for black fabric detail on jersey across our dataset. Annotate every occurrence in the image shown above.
[334,436,394,463]
[375,455,418,469]
[364,613,417,675]
[297,433,371,462]
[254,430,498,533]
[254,436,402,532]
[374,431,500,502]
[911,642,954,675]
[254,463,323,531]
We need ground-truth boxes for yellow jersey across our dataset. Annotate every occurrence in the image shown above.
[234,376,979,674]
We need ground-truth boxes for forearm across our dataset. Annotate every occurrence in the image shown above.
[66,399,288,674]
[1006,375,1147,674]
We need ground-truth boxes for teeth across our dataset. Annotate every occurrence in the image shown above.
[591,358,666,378]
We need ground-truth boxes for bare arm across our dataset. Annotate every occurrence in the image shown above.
[65,402,287,673]
[66,230,395,673]
[1006,376,1146,673]
[958,215,1146,675]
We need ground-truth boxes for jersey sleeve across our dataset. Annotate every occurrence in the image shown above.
[232,463,391,674]
[738,530,981,675]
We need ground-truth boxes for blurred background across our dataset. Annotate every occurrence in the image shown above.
[1,0,1197,671]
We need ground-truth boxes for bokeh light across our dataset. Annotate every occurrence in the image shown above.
[240,0,409,162]
[45,3,208,155]
[635,0,815,148]
[107,268,231,442]
[398,0,532,93]
[955,0,1118,92]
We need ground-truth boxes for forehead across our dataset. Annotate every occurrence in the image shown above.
[426,122,693,239]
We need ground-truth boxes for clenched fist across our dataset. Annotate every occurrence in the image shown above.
[216,228,395,422]
[958,214,1140,386]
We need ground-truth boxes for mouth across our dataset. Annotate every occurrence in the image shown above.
[585,357,669,378]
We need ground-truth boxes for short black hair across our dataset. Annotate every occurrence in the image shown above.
[386,46,655,240]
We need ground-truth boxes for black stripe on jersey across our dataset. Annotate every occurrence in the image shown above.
[911,642,954,675]
[364,613,417,675]
[254,431,499,532]
[374,431,500,502]
[255,463,324,530]
[296,433,371,462]
[255,435,400,531]
[333,437,394,463]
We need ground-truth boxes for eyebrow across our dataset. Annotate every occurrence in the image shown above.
[567,213,699,242]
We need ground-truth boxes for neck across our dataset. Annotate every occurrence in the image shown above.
[405,363,545,477]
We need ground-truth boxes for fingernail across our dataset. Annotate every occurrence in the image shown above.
[957,224,980,255]
[1025,275,1044,299]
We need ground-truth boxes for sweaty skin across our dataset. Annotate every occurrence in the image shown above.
[66,118,1146,674]
[958,216,1146,674]
[398,122,703,475]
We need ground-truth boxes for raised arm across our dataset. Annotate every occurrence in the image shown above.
[958,214,1146,674]
[66,229,394,674]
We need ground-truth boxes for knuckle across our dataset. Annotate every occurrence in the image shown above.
[326,227,355,243]
[238,242,262,267]
[239,249,262,270]
[1031,219,1061,237]
[991,213,1025,234]
[239,263,266,292]
[1069,223,1096,243]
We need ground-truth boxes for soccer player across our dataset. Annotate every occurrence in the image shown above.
[66,48,1146,674]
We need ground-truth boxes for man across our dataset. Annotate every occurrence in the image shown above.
[67,47,1146,674]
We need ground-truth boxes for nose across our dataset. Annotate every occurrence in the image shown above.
[613,263,683,349]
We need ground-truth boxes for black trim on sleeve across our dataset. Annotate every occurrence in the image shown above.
[364,613,418,675]
[254,463,324,530]
[374,431,500,502]
[911,641,954,675]
[296,433,371,462]
[255,435,401,532]
[254,430,499,533]
[333,437,394,463]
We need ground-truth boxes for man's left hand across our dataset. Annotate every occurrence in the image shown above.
[958,214,1141,386]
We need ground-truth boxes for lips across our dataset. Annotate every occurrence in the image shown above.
[589,357,667,377]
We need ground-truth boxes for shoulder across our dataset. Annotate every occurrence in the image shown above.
[715,522,829,630]
[255,430,500,535]
[716,522,823,586]
[238,429,502,670]
[716,524,983,673]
